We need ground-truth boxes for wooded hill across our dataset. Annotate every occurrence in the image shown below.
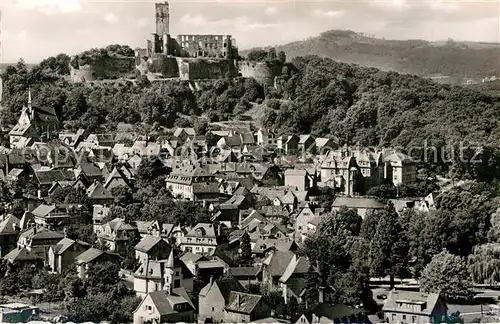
[242,30,500,80]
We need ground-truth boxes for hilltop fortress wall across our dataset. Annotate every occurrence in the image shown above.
[237,61,282,87]
[70,56,136,82]
[70,55,282,86]
[135,54,238,80]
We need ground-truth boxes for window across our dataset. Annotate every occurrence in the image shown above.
[412,316,417,323]
[175,271,180,276]
[392,314,396,321]
[174,279,181,288]
[403,315,406,320]
[212,307,215,311]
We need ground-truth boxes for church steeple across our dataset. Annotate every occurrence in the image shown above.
[27,87,33,120]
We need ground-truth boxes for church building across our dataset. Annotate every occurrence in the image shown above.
[9,90,59,148]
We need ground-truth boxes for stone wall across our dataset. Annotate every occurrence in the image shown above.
[155,2,170,36]
[70,55,136,82]
[176,34,233,59]
[152,55,179,78]
[238,61,282,87]
[70,64,95,82]
[176,58,237,80]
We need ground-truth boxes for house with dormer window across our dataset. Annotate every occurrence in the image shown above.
[383,290,447,324]
[97,218,138,254]
[180,223,218,255]
[133,287,195,324]
[133,246,194,297]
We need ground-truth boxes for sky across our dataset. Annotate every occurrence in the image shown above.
[1,0,500,63]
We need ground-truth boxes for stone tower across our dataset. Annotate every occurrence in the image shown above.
[155,2,170,37]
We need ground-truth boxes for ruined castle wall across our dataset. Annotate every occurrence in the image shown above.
[177,34,233,59]
[155,2,170,36]
[176,58,236,81]
[70,56,136,82]
[70,64,95,82]
[150,55,179,78]
[238,61,282,87]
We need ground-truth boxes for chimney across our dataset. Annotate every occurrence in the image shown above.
[318,286,324,303]
[37,190,42,200]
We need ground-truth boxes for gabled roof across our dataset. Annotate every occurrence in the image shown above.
[253,238,297,254]
[146,288,195,316]
[34,169,75,185]
[134,235,171,254]
[279,255,310,283]
[383,290,443,316]
[173,127,196,138]
[197,260,225,269]
[19,227,64,241]
[199,278,245,303]
[31,205,56,218]
[104,166,132,189]
[226,195,249,207]
[52,237,90,255]
[315,137,334,148]
[240,210,266,229]
[107,218,137,232]
[87,182,114,200]
[277,191,297,205]
[75,248,105,264]
[262,250,295,277]
[7,168,24,177]
[228,266,262,278]
[225,292,265,315]
[299,135,314,144]
[4,247,43,262]
[78,162,103,178]
[0,215,21,235]
[180,252,207,264]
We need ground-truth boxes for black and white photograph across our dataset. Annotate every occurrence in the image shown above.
[0,0,499,322]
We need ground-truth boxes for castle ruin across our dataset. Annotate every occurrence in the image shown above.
[70,1,281,85]
[136,1,240,80]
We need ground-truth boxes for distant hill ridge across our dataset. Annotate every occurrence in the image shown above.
[242,30,500,79]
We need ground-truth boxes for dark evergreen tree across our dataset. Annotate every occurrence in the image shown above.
[239,232,252,266]
[368,201,409,288]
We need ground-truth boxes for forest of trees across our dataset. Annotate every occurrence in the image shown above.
[302,187,500,309]
[4,49,500,181]
[0,59,265,130]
